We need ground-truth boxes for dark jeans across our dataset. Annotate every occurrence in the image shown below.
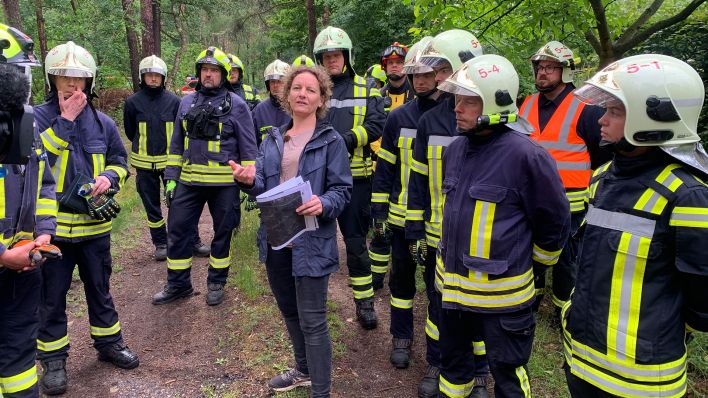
[266,246,331,398]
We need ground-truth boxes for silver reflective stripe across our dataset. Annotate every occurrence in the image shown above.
[585,206,656,238]
[570,361,686,397]
[556,160,591,170]
[519,94,538,119]
[540,140,588,152]
[328,98,367,108]
[471,202,492,258]
[444,285,535,306]
[400,128,417,139]
[569,341,685,378]
[557,97,582,145]
[445,271,533,290]
[428,135,460,147]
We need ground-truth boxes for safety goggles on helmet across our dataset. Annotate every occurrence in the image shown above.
[382,43,407,60]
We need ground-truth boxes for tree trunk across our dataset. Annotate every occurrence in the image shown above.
[140,0,155,57]
[2,0,24,30]
[306,0,316,56]
[152,0,161,56]
[165,1,188,91]
[121,0,141,91]
[33,0,49,96]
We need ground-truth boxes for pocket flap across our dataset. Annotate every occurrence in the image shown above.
[441,178,458,194]
[463,254,509,276]
[468,185,507,203]
[83,143,107,154]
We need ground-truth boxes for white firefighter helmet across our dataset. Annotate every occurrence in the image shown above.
[139,55,168,84]
[264,59,290,82]
[45,41,97,93]
[530,41,579,83]
[402,36,434,75]
[418,30,483,72]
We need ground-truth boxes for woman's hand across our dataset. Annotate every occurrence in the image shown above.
[296,195,323,216]
[229,161,255,185]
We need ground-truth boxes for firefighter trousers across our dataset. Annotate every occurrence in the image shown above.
[389,226,416,339]
[37,235,123,361]
[136,169,204,248]
[368,230,391,277]
[439,307,534,398]
[337,178,373,300]
[166,183,240,288]
[0,268,40,398]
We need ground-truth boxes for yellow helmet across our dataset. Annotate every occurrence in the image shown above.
[0,23,40,67]
[195,46,231,82]
[292,54,316,68]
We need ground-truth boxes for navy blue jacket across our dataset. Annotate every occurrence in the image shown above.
[252,96,291,147]
[439,128,570,313]
[371,95,438,227]
[405,94,458,245]
[242,119,352,277]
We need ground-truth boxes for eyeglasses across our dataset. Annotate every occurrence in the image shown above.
[535,65,563,73]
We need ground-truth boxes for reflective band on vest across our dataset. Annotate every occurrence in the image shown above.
[521,93,591,189]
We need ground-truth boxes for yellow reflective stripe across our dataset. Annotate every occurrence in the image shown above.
[390,296,414,309]
[656,164,683,192]
[166,121,174,151]
[469,201,495,259]
[0,364,38,394]
[209,255,230,269]
[633,188,668,215]
[138,121,147,155]
[532,244,562,266]
[551,293,567,309]
[515,366,531,398]
[242,160,256,166]
[442,268,536,308]
[147,218,165,228]
[167,257,192,270]
[368,249,389,263]
[425,221,442,246]
[351,275,372,286]
[130,153,168,162]
[40,128,69,155]
[91,153,103,178]
[434,250,445,292]
[90,321,121,337]
[352,126,367,147]
[371,192,389,203]
[406,208,424,221]
[439,375,473,398]
[472,341,486,356]
[105,165,127,185]
[411,159,428,176]
[669,207,708,228]
[52,149,70,193]
[428,155,444,223]
[36,198,58,217]
[56,212,112,238]
[606,232,650,364]
[371,265,388,274]
[353,288,374,299]
[377,148,396,164]
[167,154,183,167]
[426,314,439,341]
[37,335,69,352]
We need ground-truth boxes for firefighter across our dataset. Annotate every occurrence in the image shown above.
[403,30,490,398]
[227,53,260,110]
[365,64,387,89]
[153,46,257,307]
[123,55,209,261]
[563,54,708,398]
[35,41,138,395]
[369,41,416,290]
[370,37,440,371]
[436,54,570,398]
[520,41,610,316]
[250,59,292,262]
[0,24,57,398]
[314,26,386,329]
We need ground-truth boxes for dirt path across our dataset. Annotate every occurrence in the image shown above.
[52,210,429,398]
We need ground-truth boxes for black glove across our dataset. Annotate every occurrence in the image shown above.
[86,188,121,221]
[409,239,427,265]
[372,219,389,240]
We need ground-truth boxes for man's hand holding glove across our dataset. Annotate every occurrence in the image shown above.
[78,178,121,221]
[372,219,390,240]
[165,180,177,208]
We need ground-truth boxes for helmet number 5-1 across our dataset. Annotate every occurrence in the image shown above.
[626,61,661,73]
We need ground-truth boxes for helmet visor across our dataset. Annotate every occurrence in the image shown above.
[264,74,284,82]
[574,83,621,108]
[47,67,93,78]
[418,55,450,69]
[140,67,166,76]
[438,80,481,97]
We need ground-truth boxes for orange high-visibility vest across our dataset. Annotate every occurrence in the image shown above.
[520,92,592,188]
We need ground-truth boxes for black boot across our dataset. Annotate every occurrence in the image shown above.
[206,283,225,306]
[154,244,167,261]
[354,298,378,330]
[390,337,412,369]
[418,365,439,398]
[152,284,194,305]
[192,241,210,257]
[40,359,67,396]
[97,343,140,369]
[469,377,490,398]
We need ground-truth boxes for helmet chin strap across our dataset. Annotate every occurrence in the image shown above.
[387,74,405,82]
[535,82,560,93]
[600,138,636,153]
